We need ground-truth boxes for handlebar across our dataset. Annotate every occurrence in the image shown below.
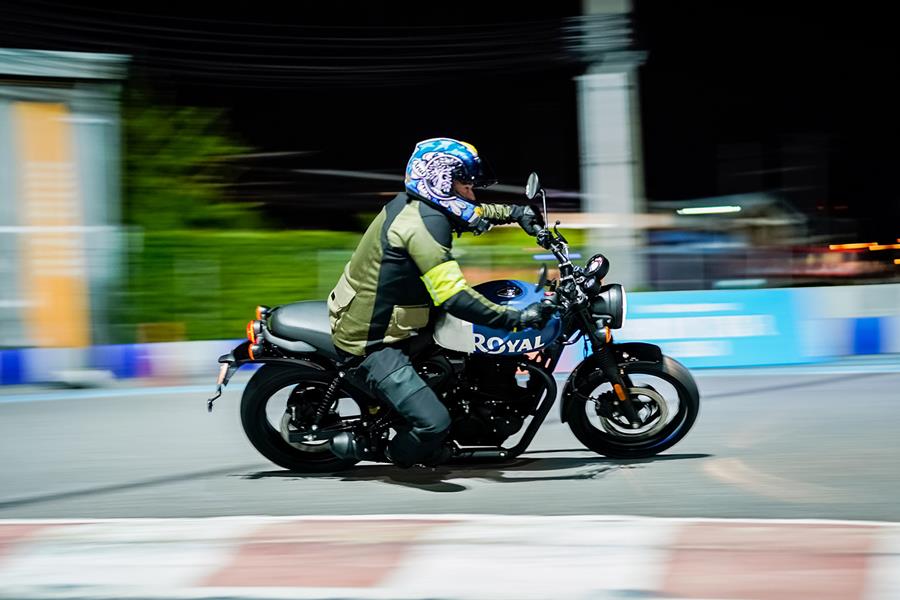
[533,226,578,315]
[535,224,574,277]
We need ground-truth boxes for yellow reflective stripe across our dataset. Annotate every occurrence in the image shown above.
[421,260,468,306]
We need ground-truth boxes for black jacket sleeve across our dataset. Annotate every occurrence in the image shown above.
[405,212,520,330]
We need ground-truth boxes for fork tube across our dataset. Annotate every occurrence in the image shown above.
[578,307,640,427]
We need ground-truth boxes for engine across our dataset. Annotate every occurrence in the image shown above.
[414,350,548,446]
[436,355,542,446]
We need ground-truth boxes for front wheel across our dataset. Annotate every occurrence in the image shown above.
[240,364,360,472]
[565,357,699,458]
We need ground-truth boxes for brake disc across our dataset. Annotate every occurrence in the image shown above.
[599,385,670,439]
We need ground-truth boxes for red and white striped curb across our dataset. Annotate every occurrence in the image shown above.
[1,515,899,599]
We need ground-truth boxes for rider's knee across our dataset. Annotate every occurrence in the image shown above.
[423,401,451,435]
[397,385,451,435]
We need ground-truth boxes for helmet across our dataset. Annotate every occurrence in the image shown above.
[404,138,496,231]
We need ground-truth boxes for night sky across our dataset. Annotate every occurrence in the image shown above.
[1,0,897,240]
[635,1,900,242]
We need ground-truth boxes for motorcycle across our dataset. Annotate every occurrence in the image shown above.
[207,172,700,472]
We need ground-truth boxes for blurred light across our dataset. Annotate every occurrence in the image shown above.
[869,244,900,251]
[533,253,582,261]
[828,243,876,250]
[713,279,767,288]
[676,206,742,215]
[895,259,900,265]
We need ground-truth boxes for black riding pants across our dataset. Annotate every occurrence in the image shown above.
[340,345,450,467]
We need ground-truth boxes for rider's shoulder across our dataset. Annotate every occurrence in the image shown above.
[416,204,452,242]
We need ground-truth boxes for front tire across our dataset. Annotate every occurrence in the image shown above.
[566,357,699,458]
[240,364,359,472]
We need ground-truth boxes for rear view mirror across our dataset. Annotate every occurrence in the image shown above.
[535,264,548,292]
[525,172,540,200]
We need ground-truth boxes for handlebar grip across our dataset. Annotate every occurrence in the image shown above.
[541,291,559,308]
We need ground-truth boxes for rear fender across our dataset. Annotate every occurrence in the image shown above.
[559,342,698,423]
[208,341,333,410]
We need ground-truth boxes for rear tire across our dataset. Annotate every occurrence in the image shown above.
[240,364,359,472]
[566,358,699,459]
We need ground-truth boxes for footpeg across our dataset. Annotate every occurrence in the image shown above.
[451,444,509,460]
[288,429,331,443]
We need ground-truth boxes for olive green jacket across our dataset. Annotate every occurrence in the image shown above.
[329,193,520,356]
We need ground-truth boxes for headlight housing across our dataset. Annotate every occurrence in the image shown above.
[590,284,627,329]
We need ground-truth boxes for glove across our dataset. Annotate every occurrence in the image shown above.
[470,214,492,236]
[517,301,555,330]
[510,205,543,236]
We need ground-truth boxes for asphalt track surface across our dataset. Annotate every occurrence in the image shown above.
[2,365,900,521]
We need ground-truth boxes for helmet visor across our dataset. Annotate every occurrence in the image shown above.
[473,157,497,188]
[453,157,497,189]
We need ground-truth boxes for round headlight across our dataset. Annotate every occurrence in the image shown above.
[590,284,626,329]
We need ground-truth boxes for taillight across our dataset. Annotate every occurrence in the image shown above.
[246,320,262,344]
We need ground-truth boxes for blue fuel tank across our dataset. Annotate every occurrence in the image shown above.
[470,279,562,355]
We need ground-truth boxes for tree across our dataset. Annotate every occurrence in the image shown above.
[123,92,259,230]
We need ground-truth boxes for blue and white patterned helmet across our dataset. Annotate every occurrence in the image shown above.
[404,138,496,229]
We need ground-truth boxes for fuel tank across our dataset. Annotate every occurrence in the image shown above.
[433,279,562,355]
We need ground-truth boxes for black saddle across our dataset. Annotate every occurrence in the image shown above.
[267,301,338,360]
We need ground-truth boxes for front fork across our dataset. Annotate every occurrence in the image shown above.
[578,310,641,428]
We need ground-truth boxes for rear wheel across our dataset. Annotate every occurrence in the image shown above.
[565,359,699,458]
[240,364,360,472]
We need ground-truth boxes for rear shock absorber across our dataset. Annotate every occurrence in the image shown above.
[313,371,343,425]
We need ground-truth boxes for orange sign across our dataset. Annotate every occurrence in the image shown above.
[14,102,90,347]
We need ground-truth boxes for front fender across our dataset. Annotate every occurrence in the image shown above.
[559,342,699,423]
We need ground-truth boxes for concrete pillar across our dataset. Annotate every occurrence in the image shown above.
[577,0,647,289]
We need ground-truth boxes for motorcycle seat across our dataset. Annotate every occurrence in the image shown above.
[268,301,338,360]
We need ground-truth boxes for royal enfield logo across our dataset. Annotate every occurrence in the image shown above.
[473,333,543,354]
[495,285,522,299]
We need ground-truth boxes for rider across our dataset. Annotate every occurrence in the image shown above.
[328,138,551,467]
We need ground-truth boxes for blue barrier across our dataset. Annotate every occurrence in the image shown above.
[2,285,898,385]
[0,349,24,385]
[853,317,883,355]
[613,287,812,368]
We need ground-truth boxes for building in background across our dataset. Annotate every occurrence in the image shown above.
[0,49,127,349]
